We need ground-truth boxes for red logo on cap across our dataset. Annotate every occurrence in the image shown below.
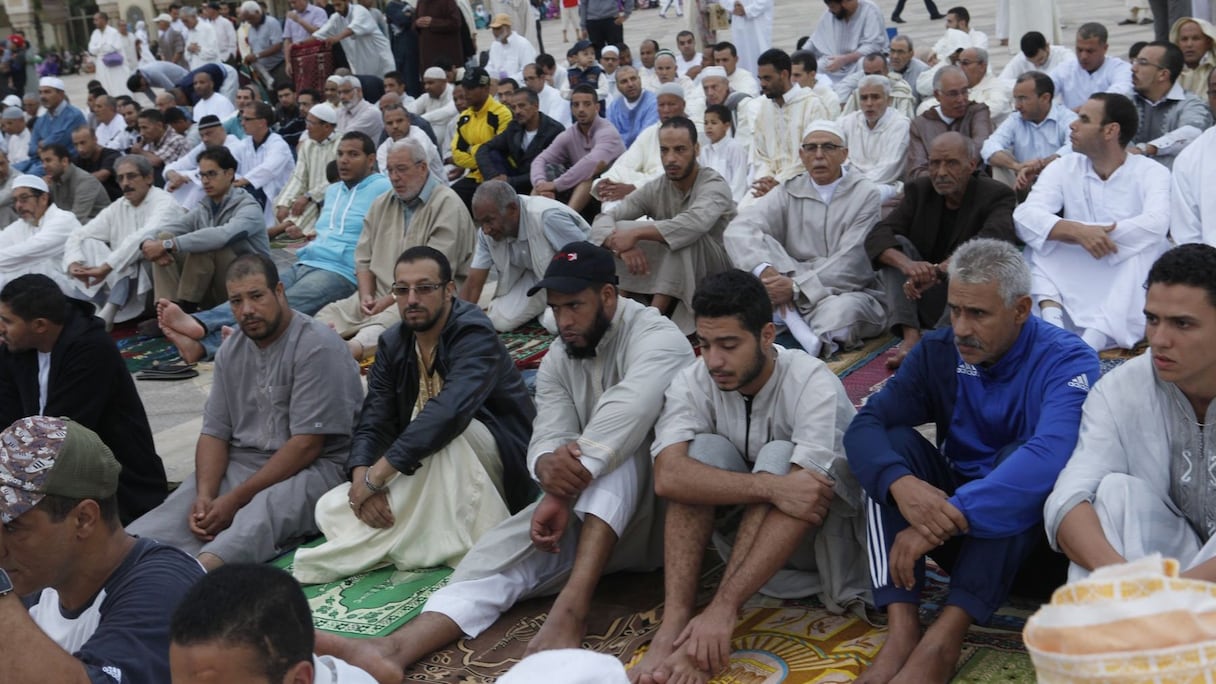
[553,252,578,262]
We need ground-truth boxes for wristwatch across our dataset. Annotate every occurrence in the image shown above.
[0,568,13,597]
[162,239,176,253]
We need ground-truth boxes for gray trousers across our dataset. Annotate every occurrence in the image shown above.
[689,434,870,611]
[127,449,345,564]
[876,236,950,334]
[1150,0,1192,40]
[152,231,238,307]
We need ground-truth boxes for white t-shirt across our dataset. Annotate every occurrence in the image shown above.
[37,351,50,415]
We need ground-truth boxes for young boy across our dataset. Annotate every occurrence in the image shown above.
[565,39,605,98]
[699,104,748,202]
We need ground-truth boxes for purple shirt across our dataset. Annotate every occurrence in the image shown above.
[285,4,328,43]
[530,116,625,192]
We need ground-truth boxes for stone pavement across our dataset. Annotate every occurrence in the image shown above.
[44,0,1159,483]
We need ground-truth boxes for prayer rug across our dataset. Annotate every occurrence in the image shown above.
[824,334,899,379]
[116,333,180,373]
[272,542,454,639]
[400,558,1034,682]
[500,323,554,370]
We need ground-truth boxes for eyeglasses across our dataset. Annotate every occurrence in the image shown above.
[800,142,843,154]
[390,282,447,296]
[1133,57,1166,69]
[11,192,38,203]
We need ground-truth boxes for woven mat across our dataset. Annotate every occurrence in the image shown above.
[500,323,553,370]
[405,557,1033,683]
[824,334,899,379]
[116,334,181,373]
[272,540,453,639]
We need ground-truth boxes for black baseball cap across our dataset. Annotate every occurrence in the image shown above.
[461,66,491,89]
[527,242,618,296]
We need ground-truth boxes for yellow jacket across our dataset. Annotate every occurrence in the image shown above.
[451,97,513,182]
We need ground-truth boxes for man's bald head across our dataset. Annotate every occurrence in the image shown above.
[928,132,977,203]
[930,131,973,160]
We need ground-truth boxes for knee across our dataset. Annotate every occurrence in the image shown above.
[1094,472,1148,507]
[753,440,794,476]
[688,433,746,471]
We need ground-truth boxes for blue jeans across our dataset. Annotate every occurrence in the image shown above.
[193,262,356,358]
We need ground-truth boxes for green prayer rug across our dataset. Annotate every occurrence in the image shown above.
[273,541,453,638]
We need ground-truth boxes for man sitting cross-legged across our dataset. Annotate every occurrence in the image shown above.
[317,138,476,362]
[725,120,886,358]
[630,269,869,684]
[157,132,390,363]
[291,247,537,584]
[128,253,364,571]
[1047,244,1216,582]
[591,116,735,333]
[844,238,1098,684]
[317,242,695,684]
[136,146,267,315]
[461,180,591,333]
[64,154,181,329]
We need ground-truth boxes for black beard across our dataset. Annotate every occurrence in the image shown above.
[565,306,613,360]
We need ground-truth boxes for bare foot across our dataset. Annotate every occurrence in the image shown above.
[315,632,406,684]
[889,636,962,684]
[630,626,680,684]
[157,298,206,339]
[524,602,586,656]
[886,332,922,370]
[856,628,920,684]
[653,648,711,684]
[163,326,206,364]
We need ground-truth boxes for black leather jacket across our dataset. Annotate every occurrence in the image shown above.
[475,112,566,194]
[347,298,537,512]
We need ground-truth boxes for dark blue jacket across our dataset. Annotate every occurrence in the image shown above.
[844,316,1099,538]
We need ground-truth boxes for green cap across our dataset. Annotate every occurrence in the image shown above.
[0,416,120,524]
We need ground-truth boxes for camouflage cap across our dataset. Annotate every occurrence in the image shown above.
[0,416,120,524]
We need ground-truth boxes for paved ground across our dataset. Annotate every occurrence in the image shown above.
[46,0,1158,483]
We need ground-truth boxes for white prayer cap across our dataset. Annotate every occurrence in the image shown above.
[153,13,172,23]
[498,651,629,684]
[239,0,262,14]
[423,66,446,80]
[802,119,845,143]
[326,74,345,85]
[38,76,65,91]
[656,83,685,100]
[2,94,20,108]
[699,66,728,81]
[1,108,23,121]
[601,45,619,56]
[309,102,338,125]
[12,175,48,193]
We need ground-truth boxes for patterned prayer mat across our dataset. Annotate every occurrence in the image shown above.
[402,559,1035,683]
[825,334,900,379]
[272,542,453,639]
[500,323,553,370]
[116,334,181,373]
